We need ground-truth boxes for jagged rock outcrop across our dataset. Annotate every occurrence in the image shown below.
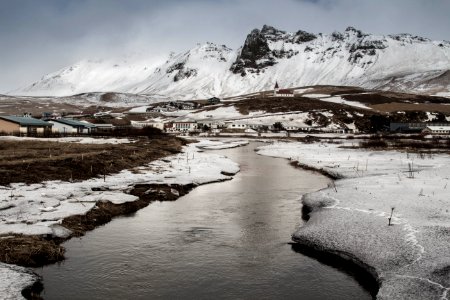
[230,28,273,75]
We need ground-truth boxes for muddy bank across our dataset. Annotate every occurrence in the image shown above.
[290,242,379,298]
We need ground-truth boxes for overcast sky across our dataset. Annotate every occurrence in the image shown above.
[1,0,449,92]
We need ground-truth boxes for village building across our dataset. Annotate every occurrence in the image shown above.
[131,120,165,130]
[273,82,294,97]
[282,123,300,131]
[92,123,114,132]
[42,112,62,119]
[196,119,225,130]
[0,115,53,136]
[227,121,247,129]
[422,126,450,135]
[47,118,95,134]
[247,123,271,131]
[207,97,221,105]
[165,118,197,133]
[390,122,449,133]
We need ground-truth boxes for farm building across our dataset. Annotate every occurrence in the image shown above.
[0,115,53,136]
[47,118,95,134]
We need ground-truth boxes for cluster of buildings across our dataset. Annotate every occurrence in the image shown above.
[390,122,450,135]
[0,115,112,136]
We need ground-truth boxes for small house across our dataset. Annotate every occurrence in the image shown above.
[0,115,53,136]
[47,118,95,134]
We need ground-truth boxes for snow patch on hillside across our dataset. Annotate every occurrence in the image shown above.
[10,27,450,99]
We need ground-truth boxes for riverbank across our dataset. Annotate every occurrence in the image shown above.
[0,138,242,299]
[257,141,450,299]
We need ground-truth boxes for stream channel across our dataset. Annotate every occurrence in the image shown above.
[35,142,372,299]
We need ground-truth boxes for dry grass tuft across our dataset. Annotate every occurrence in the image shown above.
[0,235,65,267]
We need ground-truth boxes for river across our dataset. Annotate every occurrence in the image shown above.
[35,143,372,299]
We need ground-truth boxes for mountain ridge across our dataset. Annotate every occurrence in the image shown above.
[10,25,450,98]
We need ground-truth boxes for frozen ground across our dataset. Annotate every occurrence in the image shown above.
[0,263,39,300]
[0,141,241,299]
[194,139,249,150]
[257,141,450,299]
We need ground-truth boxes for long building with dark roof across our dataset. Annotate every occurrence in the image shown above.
[0,115,53,135]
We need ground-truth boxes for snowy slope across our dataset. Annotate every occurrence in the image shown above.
[11,26,450,98]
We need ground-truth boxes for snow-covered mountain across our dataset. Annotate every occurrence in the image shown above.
[11,25,450,98]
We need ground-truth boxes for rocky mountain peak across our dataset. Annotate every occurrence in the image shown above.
[10,25,450,98]
[230,28,273,75]
[261,25,286,36]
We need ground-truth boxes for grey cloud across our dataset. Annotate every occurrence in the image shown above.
[1,0,449,92]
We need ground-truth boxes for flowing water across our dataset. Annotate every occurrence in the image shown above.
[35,143,372,299]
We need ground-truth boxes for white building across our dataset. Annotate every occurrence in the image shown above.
[166,118,197,133]
[422,126,450,135]
[227,121,247,129]
[48,118,95,134]
[131,120,165,130]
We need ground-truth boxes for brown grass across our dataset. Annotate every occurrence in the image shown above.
[370,103,450,113]
[343,92,450,106]
[0,135,186,186]
[0,133,197,270]
[0,235,64,267]
[235,96,372,115]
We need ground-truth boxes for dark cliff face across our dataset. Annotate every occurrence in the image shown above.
[294,30,317,43]
[230,25,317,75]
[230,28,273,75]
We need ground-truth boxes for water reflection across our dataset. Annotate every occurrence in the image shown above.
[35,143,372,300]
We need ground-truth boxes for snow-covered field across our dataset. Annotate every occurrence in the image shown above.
[0,140,241,299]
[257,141,450,299]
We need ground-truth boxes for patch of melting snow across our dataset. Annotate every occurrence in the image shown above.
[0,140,243,299]
[257,141,450,299]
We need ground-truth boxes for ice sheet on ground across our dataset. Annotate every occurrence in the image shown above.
[257,141,450,299]
[194,139,249,150]
[0,262,39,300]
